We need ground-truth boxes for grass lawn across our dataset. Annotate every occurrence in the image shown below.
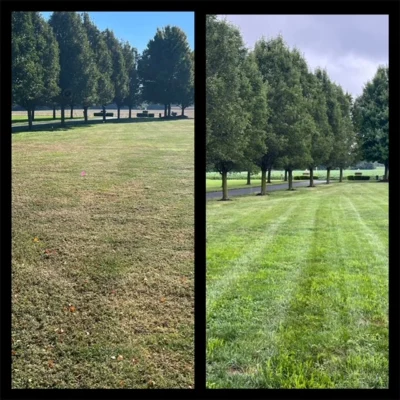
[206,182,388,388]
[206,179,286,192]
[12,120,194,388]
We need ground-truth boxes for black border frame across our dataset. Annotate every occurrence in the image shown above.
[1,1,399,399]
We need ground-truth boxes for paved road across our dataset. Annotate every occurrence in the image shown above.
[207,180,329,200]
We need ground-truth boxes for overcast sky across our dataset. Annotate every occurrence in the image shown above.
[218,15,388,99]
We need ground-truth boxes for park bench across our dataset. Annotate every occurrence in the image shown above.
[93,110,114,117]
[137,112,155,117]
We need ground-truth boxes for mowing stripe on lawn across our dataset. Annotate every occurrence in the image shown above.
[206,183,388,388]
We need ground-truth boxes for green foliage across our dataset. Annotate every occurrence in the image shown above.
[49,12,94,109]
[306,70,333,169]
[82,13,114,107]
[175,50,194,115]
[122,42,140,108]
[104,29,129,107]
[242,53,269,171]
[12,12,60,114]
[353,66,388,167]
[206,16,252,173]
[315,69,343,169]
[80,13,100,109]
[254,37,312,171]
[138,25,192,113]
[334,86,358,168]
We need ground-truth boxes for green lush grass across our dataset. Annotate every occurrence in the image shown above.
[12,120,194,388]
[206,179,286,192]
[206,182,388,388]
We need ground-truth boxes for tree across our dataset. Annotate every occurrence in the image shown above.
[353,66,389,180]
[80,13,99,122]
[233,53,268,192]
[254,36,311,191]
[315,68,342,184]
[104,29,129,119]
[306,70,333,187]
[12,12,60,130]
[242,53,269,195]
[335,89,358,182]
[175,50,194,116]
[49,12,93,126]
[206,16,251,200]
[83,17,114,122]
[122,42,140,119]
[138,26,192,117]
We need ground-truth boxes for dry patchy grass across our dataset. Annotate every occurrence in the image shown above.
[12,120,194,388]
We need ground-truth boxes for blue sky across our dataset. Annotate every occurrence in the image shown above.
[41,12,194,54]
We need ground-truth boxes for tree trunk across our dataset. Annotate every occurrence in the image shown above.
[284,170,288,182]
[261,169,267,195]
[222,171,228,201]
[164,104,167,117]
[288,169,293,190]
[181,106,185,116]
[27,109,33,130]
[267,168,272,183]
[247,171,251,185]
[70,105,74,119]
[53,106,56,119]
[168,104,171,117]
[339,167,343,182]
[309,167,314,187]
[384,162,388,180]
[102,105,106,122]
[117,105,121,119]
[129,106,132,119]
[32,108,35,121]
[326,167,331,184]
[83,106,88,123]
[61,105,65,126]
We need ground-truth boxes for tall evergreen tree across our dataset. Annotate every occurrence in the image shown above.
[206,16,251,200]
[353,66,389,180]
[104,29,129,119]
[254,36,312,190]
[83,17,114,122]
[138,26,192,117]
[80,13,99,122]
[242,53,269,195]
[315,68,342,184]
[335,88,358,182]
[306,70,333,187]
[49,12,93,126]
[175,50,194,116]
[12,12,60,130]
[122,42,140,119]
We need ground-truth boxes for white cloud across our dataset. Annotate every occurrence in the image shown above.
[214,14,388,98]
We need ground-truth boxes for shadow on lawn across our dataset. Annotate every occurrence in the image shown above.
[12,115,193,134]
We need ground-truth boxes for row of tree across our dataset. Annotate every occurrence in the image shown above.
[12,12,194,130]
[206,16,388,200]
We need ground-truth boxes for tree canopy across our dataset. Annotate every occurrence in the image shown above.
[138,25,193,117]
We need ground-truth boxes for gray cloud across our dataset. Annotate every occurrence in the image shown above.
[217,15,388,98]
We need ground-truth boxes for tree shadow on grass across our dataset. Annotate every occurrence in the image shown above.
[12,116,193,134]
